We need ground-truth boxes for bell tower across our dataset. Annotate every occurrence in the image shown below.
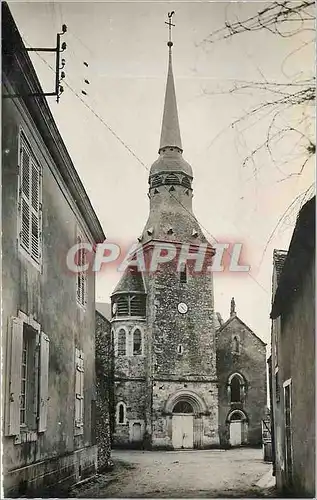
[111,13,219,449]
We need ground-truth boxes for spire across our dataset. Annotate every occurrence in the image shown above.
[159,12,182,153]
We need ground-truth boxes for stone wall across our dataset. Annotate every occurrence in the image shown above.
[111,317,149,448]
[95,311,113,470]
[217,316,267,447]
[152,380,219,449]
[276,259,315,497]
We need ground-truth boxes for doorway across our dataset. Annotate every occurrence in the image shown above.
[229,410,246,446]
[283,380,293,486]
[172,400,194,449]
[132,422,142,442]
[230,420,242,446]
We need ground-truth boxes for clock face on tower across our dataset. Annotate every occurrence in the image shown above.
[178,302,188,314]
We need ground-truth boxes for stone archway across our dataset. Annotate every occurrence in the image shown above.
[165,390,207,450]
[164,389,207,414]
[227,409,248,447]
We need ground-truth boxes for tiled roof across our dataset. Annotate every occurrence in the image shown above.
[112,267,145,295]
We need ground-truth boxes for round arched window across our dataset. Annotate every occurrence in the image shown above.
[173,401,193,414]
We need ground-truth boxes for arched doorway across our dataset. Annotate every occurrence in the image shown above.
[228,410,247,447]
[172,400,194,449]
[132,422,142,442]
[164,389,208,450]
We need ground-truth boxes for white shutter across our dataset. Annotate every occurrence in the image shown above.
[19,133,42,264]
[38,332,50,432]
[30,159,41,262]
[76,235,87,307]
[6,318,23,436]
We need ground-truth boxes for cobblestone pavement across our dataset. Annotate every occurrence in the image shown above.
[71,447,277,498]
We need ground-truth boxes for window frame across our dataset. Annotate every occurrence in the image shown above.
[132,328,143,356]
[180,263,187,284]
[5,312,50,444]
[116,402,127,425]
[19,324,38,431]
[228,372,245,404]
[275,367,280,403]
[17,130,43,271]
[76,233,88,310]
[177,344,184,355]
[117,328,127,357]
[232,335,240,355]
[283,378,293,483]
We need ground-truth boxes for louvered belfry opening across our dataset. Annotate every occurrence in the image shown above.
[114,294,146,318]
[165,173,179,185]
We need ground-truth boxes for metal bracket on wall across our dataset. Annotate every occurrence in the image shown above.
[3,24,67,103]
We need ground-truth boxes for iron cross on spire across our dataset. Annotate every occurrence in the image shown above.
[165,11,175,47]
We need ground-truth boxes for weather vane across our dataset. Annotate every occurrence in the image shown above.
[165,11,175,47]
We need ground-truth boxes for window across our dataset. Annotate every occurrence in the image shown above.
[19,326,40,429]
[76,235,87,308]
[117,329,126,356]
[232,336,240,354]
[283,380,293,483]
[18,132,42,265]
[116,402,126,424]
[5,316,49,437]
[177,344,183,355]
[75,348,84,432]
[20,335,28,426]
[230,411,243,421]
[173,401,193,413]
[275,370,280,402]
[180,264,187,284]
[133,329,142,355]
[228,373,245,404]
[231,376,241,402]
[115,294,146,317]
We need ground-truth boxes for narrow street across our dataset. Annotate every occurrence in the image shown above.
[71,448,276,498]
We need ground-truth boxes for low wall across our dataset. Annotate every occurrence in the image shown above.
[4,445,98,497]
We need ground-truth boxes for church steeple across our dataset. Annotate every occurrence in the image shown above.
[141,12,207,245]
[159,27,182,153]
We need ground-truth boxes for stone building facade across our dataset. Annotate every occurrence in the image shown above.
[107,25,267,452]
[110,36,219,450]
[95,311,114,471]
[217,299,267,447]
[270,196,315,497]
[2,4,105,496]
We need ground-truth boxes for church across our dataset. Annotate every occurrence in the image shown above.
[109,17,267,450]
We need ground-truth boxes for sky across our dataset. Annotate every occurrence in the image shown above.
[8,1,315,346]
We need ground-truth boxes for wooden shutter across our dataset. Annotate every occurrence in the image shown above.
[38,332,50,432]
[76,236,87,307]
[6,318,23,436]
[19,134,42,263]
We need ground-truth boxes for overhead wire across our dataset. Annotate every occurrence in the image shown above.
[21,35,270,295]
